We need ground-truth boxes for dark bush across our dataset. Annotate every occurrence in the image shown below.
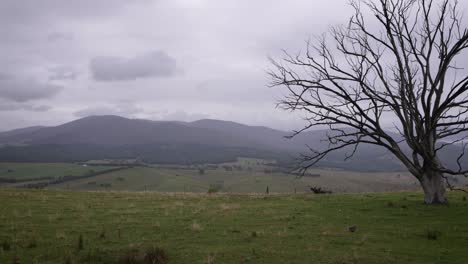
[12,256,20,264]
[310,186,332,194]
[222,165,233,171]
[2,239,11,251]
[27,237,37,248]
[144,247,169,264]
[118,248,140,264]
[118,246,168,264]
[426,229,442,240]
[207,184,220,194]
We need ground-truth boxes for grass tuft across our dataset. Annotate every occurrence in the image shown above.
[425,229,442,240]
[2,239,11,251]
[99,230,106,239]
[77,234,84,251]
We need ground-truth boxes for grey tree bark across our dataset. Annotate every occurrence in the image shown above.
[419,171,447,204]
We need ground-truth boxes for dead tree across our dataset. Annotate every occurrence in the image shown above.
[269,0,468,204]
[309,186,333,194]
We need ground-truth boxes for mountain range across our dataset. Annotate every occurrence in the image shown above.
[0,115,464,172]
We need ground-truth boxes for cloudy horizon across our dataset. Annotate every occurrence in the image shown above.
[3,0,464,132]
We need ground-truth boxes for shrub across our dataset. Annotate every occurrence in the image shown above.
[144,246,169,264]
[27,237,37,248]
[118,246,168,264]
[12,256,20,264]
[426,229,442,240]
[310,186,332,194]
[207,184,221,194]
[118,248,140,264]
[222,166,233,171]
[2,239,11,251]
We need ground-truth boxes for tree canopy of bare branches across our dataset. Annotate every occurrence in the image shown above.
[269,0,468,204]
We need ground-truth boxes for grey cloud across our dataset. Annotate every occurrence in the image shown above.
[4,0,465,131]
[158,111,209,122]
[0,0,148,27]
[0,73,10,80]
[47,32,74,42]
[0,74,63,102]
[74,102,144,118]
[0,102,52,112]
[90,51,178,82]
[31,105,52,112]
[74,106,121,117]
[48,66,77,81]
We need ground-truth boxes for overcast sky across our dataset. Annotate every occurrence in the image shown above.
[2,0,465,132]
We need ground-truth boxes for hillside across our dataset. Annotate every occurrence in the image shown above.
[0,115,465,171]
[0,189,467,264]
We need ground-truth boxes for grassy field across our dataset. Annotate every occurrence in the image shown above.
[0,189,467,263]
[0,158,424,193]
[0,163,119,181]
[46,166,418,194]
[31,157,421,194]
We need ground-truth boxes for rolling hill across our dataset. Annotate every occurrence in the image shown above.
[0,115,464,171]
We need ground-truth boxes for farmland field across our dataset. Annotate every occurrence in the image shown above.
[0,158,425,193]
[0,163,119,181]
[0,189,467,263]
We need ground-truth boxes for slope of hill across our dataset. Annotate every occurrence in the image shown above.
[0,115,465,171]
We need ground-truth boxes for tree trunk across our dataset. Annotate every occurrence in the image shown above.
[419,171,447,204]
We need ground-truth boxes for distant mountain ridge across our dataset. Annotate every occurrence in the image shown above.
[0,116,294,150]
[0,115,464,171]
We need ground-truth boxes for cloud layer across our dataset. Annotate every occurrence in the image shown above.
[90,51,177,81]
[1,0,466,131]
[0,74,62,102]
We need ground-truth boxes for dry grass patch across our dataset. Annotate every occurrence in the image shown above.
[191,221,203,232]
[204,253,216,264]
[219,203,241,211]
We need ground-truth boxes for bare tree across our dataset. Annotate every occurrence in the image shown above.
[269,0,468,204]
